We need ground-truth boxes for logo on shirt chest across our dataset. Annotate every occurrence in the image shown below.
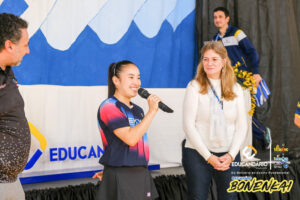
[128,118,141,126]
[134,119,141,125]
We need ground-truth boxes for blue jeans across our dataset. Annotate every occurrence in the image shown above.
[182,141,240,200]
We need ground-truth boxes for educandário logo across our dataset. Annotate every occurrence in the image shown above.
[25,122,47,170]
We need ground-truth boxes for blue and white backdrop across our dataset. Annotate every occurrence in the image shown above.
[0,0,197,181]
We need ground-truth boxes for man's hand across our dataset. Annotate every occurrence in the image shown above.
[253,74,262,87]
[294,116,300,128]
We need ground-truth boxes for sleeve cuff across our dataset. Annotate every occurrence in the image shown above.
[252,68,259,74]
[203,152,212,161]
[228,149,238,161]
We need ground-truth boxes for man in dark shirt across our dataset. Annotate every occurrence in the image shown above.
[0,13,31,200]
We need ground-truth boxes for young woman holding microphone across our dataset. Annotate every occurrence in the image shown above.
[94,60,160,200]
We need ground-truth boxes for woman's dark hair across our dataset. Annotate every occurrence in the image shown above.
[108,60,135,97]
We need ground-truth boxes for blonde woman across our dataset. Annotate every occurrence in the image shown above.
[182,41,247,200]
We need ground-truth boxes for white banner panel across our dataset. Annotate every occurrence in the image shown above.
[19,86,186,179]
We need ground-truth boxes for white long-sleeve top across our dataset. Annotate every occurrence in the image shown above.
[183,79,247,161]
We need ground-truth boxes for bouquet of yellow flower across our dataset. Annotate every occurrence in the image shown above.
[232,61,257,116]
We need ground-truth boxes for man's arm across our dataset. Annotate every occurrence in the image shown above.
[235,30,262,85]
[235,30,260,73]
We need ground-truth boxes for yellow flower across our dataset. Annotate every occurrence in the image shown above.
[232,65,256,116]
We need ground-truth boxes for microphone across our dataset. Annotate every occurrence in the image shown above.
[138,88,174,113]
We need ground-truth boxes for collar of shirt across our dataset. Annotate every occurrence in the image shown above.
[217,25,234,38]
[0,67,14,85]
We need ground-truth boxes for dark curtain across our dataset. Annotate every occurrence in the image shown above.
[25,183,97,200]
[25,159,300,199]
[196,0,300,149]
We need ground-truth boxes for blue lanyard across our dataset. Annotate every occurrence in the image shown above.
[209,81,223,110]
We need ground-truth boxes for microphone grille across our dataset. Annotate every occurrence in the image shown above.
[138,88,149,99]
